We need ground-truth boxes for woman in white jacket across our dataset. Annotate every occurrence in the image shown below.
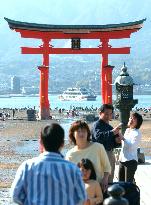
[118,112,143,182]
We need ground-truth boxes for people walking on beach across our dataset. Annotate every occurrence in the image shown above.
[77,158,103,205]
[12,109,15,119]
[91,104,122,183]
[10,123,87,205]
[118,112,143,182]
[66,120,111,192]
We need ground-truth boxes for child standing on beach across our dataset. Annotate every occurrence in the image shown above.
[78,158,103,205]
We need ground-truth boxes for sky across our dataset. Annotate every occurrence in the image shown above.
[0,0,149,25]
[0,0,150,64]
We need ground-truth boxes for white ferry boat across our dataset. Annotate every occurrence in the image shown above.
[59,87,97,101]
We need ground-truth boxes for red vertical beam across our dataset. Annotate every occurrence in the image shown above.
[38,38,51,119]
[38,65,50,119]
[101,39,109,104]
[42,38,50,66]
[104,65,114,104]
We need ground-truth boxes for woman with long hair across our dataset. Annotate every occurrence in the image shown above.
[78,158,103,205]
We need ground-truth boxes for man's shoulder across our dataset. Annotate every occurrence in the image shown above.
[17,156,40,171]
[62,158,81,173]
[93,119,102,127]
[22,156,40,165]
[93,119,112,129]
[21,155,79,171]
[94,118,106,125]
[63,158,78,167]
[95,118,101,123]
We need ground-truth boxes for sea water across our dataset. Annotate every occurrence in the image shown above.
[0,94,151,109]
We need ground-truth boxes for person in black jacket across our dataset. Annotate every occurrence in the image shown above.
[91,104,122,183]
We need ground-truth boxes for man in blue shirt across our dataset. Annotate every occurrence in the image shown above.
[10,123,87,205]
[91,104,122,183]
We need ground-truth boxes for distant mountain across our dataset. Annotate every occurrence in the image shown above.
[0,0,150,89]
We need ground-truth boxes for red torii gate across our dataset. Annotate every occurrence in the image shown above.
[5,18,145,119]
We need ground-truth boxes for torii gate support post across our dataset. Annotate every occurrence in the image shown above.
[101,39,109,104]
[38,65,50,120]
[101,53,108,104]
[38,38,51,120]
[101,39,115,105]
[104,65,114,104]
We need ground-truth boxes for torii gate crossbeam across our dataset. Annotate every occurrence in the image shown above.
[5,17,146,119]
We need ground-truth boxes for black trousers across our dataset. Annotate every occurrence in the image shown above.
[118,160,138,182]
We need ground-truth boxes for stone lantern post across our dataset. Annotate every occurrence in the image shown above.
[103,184,129,205]
[114,63,138,134]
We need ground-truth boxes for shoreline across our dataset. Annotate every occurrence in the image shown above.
[0,111,151,204]
[0,94,151,111]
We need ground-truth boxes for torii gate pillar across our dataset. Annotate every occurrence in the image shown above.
[38,65,50,120]
[104,65,114,104]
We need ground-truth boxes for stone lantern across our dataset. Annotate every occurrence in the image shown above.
[103,184,129,205]
[114,63,138,134]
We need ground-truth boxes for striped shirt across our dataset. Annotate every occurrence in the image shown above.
[10,152,87,205]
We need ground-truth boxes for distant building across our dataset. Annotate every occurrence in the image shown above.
[11,76,21,94]
[21,86,39,94]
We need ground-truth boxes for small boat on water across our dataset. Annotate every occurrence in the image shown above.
[59,87,97,101]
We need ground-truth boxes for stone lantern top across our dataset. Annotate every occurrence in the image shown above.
[115,62,133,86]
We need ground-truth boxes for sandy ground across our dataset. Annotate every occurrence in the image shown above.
[0,110,151,204]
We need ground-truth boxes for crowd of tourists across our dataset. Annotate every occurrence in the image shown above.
[10,104,143,205]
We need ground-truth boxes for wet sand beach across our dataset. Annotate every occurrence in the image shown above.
[0,109,151,204]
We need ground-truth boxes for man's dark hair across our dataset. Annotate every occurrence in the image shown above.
[41,123,64,152]
[99,104,114,113]
[132,112,143,129]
